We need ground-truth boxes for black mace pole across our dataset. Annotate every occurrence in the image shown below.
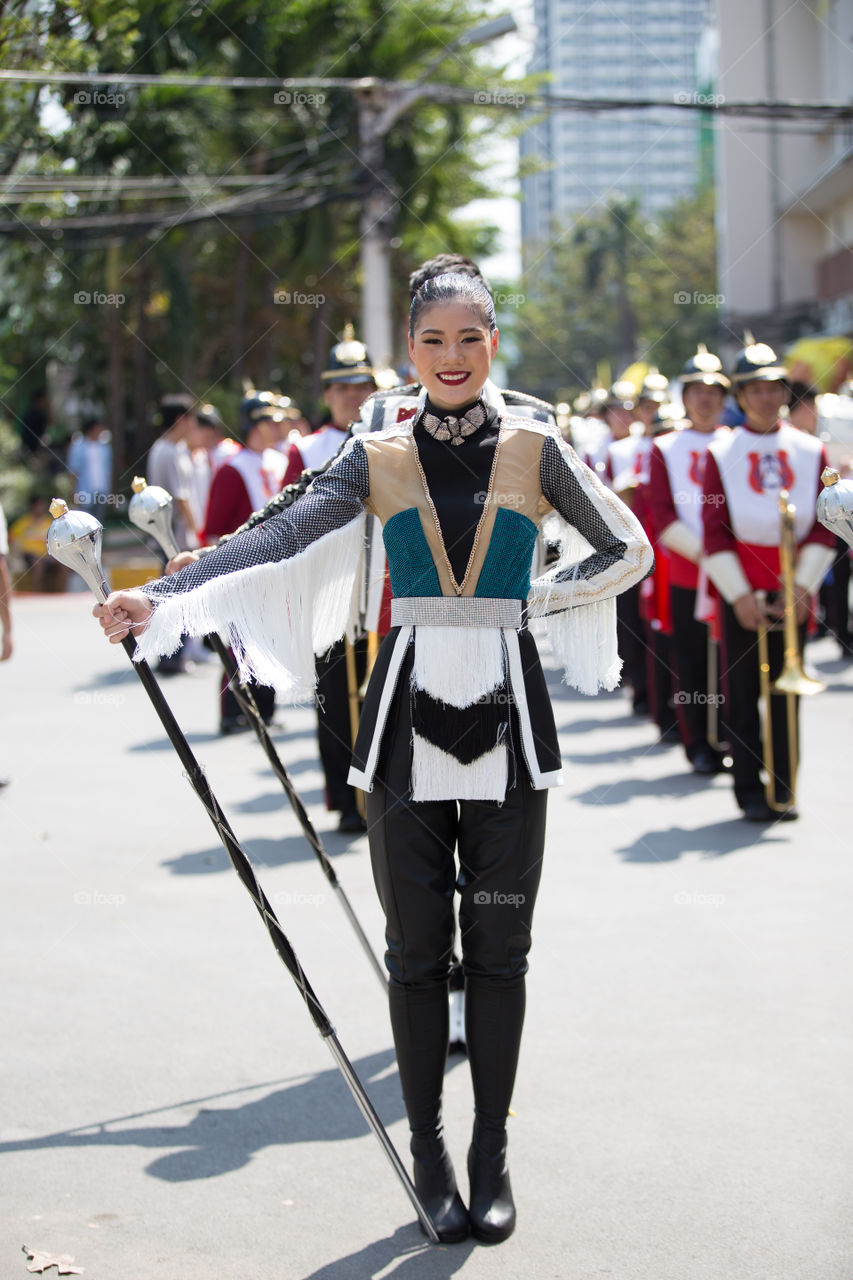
[46,501,439,1245]
[213,637,388,986]
[126,477,387,990]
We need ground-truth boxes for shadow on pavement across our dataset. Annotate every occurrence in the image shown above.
[298,1225,476,1279]
[557,712,641,734]
[233,786,325,814]
[0,1050,469,1185]
[571,772,702,803]
[73,667,139,691]
[128,731,236,751]
[161,834,332,874]
[615,818,788,862]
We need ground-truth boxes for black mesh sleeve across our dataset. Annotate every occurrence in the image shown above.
[539,434,629,581]
[144,439,369,601]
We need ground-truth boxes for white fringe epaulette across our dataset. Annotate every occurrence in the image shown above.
[134,515,366,701]
[529,512,622,696]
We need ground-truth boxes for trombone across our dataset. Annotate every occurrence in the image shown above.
[757,490,825,812]
[706,635,731,759]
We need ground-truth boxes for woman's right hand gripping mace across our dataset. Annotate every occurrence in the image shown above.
[46,497,440,1245]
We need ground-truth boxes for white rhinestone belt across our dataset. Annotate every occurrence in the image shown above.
[390,596,523,628]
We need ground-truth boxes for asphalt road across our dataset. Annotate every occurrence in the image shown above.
[2,592,852,1280]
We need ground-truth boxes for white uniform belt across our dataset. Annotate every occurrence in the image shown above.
[391,596,522,628]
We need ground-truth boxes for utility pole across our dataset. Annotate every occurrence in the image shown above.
[356,80,399,370]
[354,17,517,370]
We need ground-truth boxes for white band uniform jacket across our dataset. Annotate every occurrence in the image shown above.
[135,407,654,802]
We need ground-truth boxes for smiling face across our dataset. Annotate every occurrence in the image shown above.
[408,301,498,411]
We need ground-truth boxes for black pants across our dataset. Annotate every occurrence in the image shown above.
[219,664,275,726]
[646,621,676,733]
[617,584,647,709]
[720,602,802,808]
[367,684,547,1133]
[670,585,718,758]
[819,535,851,649]
[315,637,367,813]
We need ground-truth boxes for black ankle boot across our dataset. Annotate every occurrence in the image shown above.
[467,1122,515,1244]
[411,1133,469,1244]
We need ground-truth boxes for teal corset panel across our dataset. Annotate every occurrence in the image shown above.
[383,505,538,601]
[383,507,442,597]
[474,507,538,599]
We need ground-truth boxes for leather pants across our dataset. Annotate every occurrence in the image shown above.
[367,682,547,1134]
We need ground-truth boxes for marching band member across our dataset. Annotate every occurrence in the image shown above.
[593,382,648,714]
[95,272,653,1244]
[701,341,834,821]
[607,369,676,736]
[286,333,378,832]
[204,392,288,732]
[787,382,853,658]
[282,327,377,484]
[647,347,731,772]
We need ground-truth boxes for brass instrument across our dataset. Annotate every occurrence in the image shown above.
[757,490,825,812]
[706,635,731,760]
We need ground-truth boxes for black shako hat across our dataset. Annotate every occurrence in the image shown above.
[238,391,290,438]
[322,324,377,385]
[680,344,731,390]
[731,333,788,387]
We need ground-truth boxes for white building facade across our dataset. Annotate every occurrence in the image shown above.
[715,0,853,350]
[520,0,712,257]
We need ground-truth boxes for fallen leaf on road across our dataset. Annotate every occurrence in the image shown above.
[21,1245,85,1275]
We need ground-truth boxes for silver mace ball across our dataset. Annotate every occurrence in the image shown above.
[46,498,110,602]
[128,476,180,560]
[817,467,853,550]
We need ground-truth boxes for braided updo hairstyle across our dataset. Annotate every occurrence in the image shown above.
[408,272,497,338]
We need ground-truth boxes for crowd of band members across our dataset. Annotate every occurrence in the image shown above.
[131,332,850,832]
[573,341,843,823]
[140,339,381,829]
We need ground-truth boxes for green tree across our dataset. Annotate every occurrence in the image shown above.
[510,188,719,406]
[0,0,511,479]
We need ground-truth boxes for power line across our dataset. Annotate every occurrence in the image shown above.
[0,169,354,238]
[0,69,849,121]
